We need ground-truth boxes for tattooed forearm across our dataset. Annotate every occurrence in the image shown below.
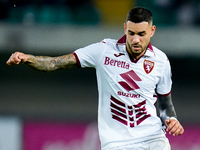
[25,53,78,71]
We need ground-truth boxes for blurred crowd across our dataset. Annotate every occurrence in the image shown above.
[137,0,200,26]
[1,0,200,26]
[0,0,100,25]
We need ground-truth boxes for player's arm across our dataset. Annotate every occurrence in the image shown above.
[6,52,78,71]
[158,93,177,122]
[158,93,184,136]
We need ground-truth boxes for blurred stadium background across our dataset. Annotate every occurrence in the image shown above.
[0,0,200,149]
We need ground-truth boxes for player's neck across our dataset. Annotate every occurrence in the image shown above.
[126,48,146,62]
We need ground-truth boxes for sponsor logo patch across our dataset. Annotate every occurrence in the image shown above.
[104,57,130,69]
[114,53,125,57]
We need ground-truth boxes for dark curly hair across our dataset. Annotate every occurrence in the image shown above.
[126,7,153,24]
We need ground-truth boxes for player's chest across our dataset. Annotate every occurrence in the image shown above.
[99,54,161,86]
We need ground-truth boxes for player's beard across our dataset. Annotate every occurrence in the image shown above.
[127,41,146,59]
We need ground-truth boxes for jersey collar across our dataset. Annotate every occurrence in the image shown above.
[117,35,155,57]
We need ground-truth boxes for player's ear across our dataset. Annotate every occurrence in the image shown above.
[150,25,156,37]
[124,23,127,35]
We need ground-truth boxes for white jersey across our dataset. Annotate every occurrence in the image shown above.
[73,35,172,150]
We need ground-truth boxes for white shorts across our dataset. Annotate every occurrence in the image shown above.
[108,137,171,150]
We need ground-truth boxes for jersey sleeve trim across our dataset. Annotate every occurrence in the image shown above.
[156,91,171,97]
[72,52,81,68]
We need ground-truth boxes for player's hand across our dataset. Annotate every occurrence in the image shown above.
[165,118,184,136]
[6,52,28,66]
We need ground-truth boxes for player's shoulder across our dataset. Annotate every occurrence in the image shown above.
[81,38,113,50]
[99,38,120,54]
[100,38,118,46]
[152,45,168,60]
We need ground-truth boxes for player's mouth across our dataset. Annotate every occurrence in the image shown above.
[132,45,141,50]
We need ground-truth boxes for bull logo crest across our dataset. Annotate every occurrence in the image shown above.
[143,59,155,74]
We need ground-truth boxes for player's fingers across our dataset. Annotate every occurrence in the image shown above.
[165,119,175,131]
[165,119,170,125]
[167,121,184,136]
[174,125,184,136]
[170,124,181,136]
[7,52,23,65]
[18,53,28,63]
[167,121,176,134]
[14,52,23,62]
[173,125,184,136]
[6,53,15,65]
[179,127,184,135]
[12,55,21,64]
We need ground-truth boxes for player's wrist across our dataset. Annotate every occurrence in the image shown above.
[169,117,178,121]
[25,54,35,63]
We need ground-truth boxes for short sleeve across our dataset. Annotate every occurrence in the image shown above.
[156,59,172,95]
[73,42,106,68]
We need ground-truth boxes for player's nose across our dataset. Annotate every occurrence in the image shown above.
[132,35,140,43]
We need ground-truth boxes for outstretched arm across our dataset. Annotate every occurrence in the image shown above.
[158,94,184,136]
[6,52,78,71]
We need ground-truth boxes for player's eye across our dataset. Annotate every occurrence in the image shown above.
[138,32,146,36]
[128,31,135,36]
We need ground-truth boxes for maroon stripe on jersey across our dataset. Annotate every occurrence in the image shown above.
[72,52,81,68]
[130,123,135,127]
[119,70,142,91]
[111,109,127,119]
[129,117,134,121]
[110,95,126,107]
[136,112,147,118]
[135,106,146,113]
[133,100,146,108]
[128,105,132,109]
[120,70,142,81]
[110,102,126,114]
[112,114,127,126]
[118,81,133,92]
[136,113,142,118]
[137,114,151,125]
[128,110,133,116]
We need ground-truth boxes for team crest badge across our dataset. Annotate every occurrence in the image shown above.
[143,59,155,74]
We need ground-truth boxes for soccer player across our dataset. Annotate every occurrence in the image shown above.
[6,7,184,150]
